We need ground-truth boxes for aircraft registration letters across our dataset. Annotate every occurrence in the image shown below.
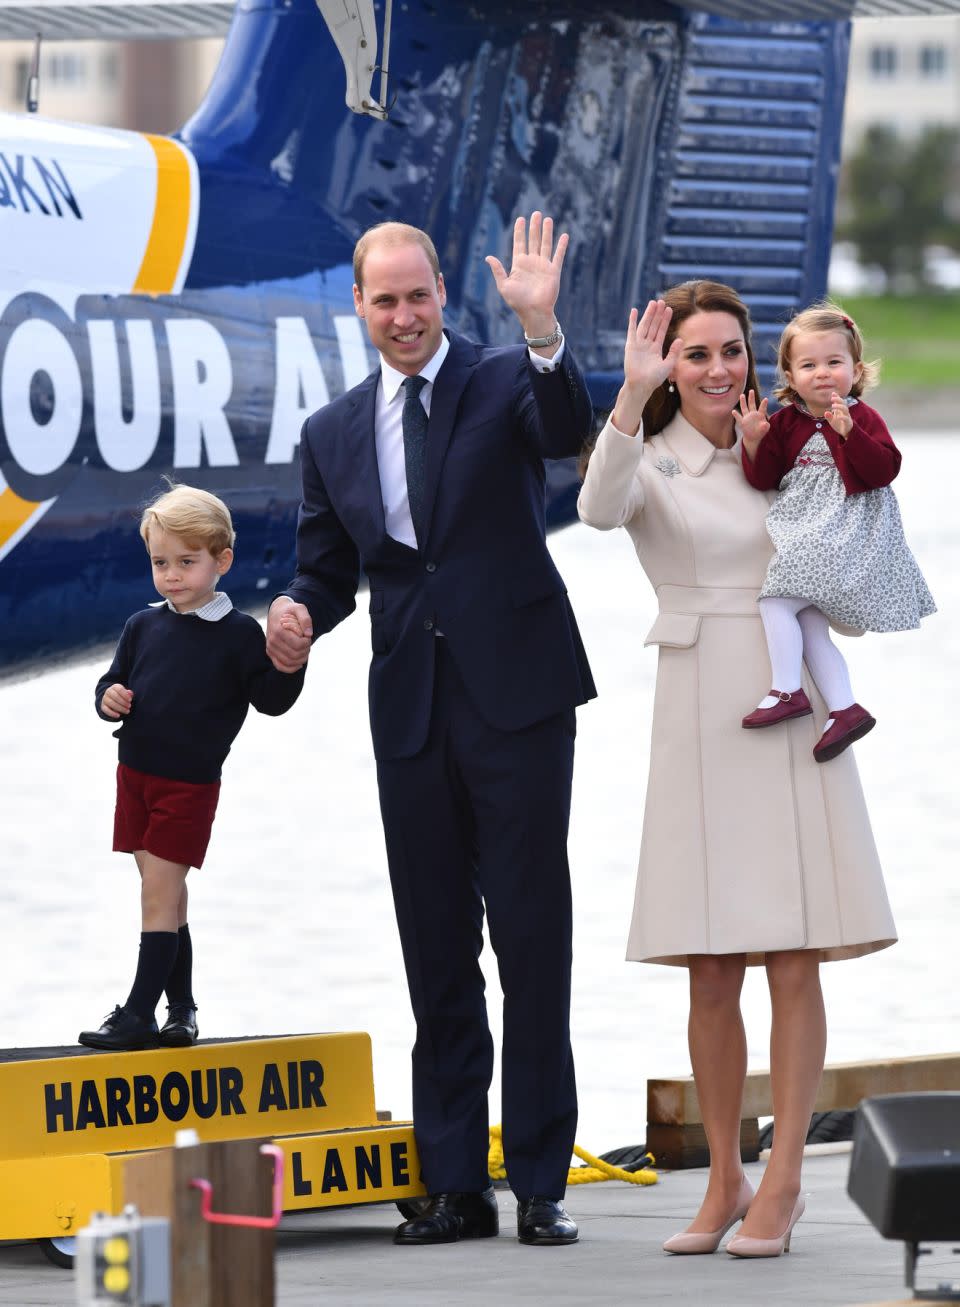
[0,151,81,220]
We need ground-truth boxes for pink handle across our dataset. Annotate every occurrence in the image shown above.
[190,1144,285,1228]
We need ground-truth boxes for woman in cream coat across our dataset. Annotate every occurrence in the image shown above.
[578,283,895,1259]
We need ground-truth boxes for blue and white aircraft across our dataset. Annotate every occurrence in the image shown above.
[0,0,943,670]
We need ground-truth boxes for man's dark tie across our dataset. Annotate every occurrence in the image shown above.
[402,374,429,547]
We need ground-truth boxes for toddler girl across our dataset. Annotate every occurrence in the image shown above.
[739,303,934,761]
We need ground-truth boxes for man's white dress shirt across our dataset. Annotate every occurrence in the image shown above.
[375,333,565,548]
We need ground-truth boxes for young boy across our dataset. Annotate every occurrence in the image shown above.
[79,484,305,1052]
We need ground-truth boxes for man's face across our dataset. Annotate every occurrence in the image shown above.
[354,242,446,376]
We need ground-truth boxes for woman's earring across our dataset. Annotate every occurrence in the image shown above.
[668,382,675,393]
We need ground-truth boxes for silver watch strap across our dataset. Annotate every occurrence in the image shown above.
[524,321,563,348]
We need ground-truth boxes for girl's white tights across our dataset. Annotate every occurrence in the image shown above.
[757,597,855,724]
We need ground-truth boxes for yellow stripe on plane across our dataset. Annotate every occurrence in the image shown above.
[133,135,193,295]
[0,484,43,556]
[1,137,193,562]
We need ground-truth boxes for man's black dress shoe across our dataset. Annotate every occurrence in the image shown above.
[517,1197,579,1245]
[78,1005,160,1051]
[393,1188,499,1244]
[160,1002,199,1046]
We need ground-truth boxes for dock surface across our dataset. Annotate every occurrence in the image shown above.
[1,1150,956,1305]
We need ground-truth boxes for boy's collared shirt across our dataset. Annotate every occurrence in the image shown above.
[150,592,233,622]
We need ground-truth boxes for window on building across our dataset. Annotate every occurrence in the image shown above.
[869,46,898,77]
[14,57,30,103]
[46,52,88,86]
[919,45,947,77]
[101,50,120,86]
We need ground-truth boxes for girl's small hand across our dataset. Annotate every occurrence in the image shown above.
[101,683,133,718]
[738,390,770,444]
[825,392,852,439]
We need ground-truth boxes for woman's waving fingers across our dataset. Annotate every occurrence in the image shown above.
[623,299,680,388]
[634,298,673,347]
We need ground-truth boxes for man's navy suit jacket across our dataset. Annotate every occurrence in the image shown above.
[285,329,597,760]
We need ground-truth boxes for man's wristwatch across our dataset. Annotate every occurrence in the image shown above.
[524,321,563,349]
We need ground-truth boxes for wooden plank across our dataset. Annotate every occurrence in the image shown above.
[647,1119,759,1171]
[123,1144,210,1307]
[203,1140,274,1307]
[123,1139,274,1307]
[172,1145,213,1307]
[648,1053,960,1127]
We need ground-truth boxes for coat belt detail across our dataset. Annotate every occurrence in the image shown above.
[644,585,760,649]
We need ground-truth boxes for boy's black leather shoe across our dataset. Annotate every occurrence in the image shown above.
[393,1188,499,1244]
[160,1003,199,1046]
[78,1005,160,1051]
[517,1197,579,1245]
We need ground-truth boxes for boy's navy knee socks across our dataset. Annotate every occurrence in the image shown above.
[126,931,179,1021]
[164,924,195,1008]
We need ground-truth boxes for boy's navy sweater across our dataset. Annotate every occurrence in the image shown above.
[95,605,304,783]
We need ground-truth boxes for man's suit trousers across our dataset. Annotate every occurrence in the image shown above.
[376,640,577,1199]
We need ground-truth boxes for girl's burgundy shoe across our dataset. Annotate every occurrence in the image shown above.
[813,703,876,763]
[741,689,812,729]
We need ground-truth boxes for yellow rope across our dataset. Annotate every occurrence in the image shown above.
[487,1124,658,1187]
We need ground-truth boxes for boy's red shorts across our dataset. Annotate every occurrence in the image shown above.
[113,764,221,869]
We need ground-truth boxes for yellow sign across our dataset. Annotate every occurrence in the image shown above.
[0,1124,425,1240]
[278,1125,425,1210]
[0,1034,376,1161]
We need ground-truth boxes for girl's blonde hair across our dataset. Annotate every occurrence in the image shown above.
[775,301,880,403]
[139,483,235,556]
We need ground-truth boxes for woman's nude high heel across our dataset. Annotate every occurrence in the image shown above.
[726,1194,805,1258]
[662,1176,754,1254]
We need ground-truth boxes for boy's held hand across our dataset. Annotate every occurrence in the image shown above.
[280,611,306,638]
[266,599,312,673]
[102,683,133,718]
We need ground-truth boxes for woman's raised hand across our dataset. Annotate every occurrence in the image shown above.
[738,390,770,450]
[623,300,683,394]
[612,300,683,437]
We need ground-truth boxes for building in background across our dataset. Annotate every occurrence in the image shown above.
[0,36,223,132]
[844,15,960,146]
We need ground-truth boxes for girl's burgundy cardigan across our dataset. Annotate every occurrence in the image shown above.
[741,400,901,497]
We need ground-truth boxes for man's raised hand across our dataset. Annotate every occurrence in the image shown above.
[485,212,568,347]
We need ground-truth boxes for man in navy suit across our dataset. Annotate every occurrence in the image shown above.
[267,213,595,1245]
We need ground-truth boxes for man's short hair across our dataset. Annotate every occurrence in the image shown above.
[353,222,441,292]
[139,483,235,557]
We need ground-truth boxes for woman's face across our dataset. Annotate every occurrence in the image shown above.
[669,311,749,433]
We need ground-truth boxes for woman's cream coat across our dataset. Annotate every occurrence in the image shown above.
[578,412,896,966]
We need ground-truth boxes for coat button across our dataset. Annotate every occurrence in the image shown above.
[816,422,822,428]
[423,619,434,631]
[425,562,437,573]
